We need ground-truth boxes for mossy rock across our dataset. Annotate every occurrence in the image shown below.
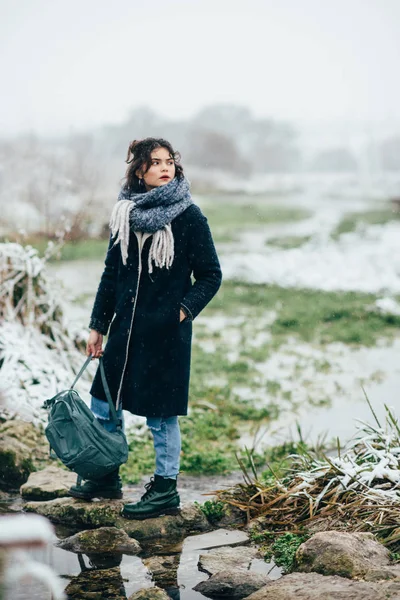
[65,566,126,599]
[58,526,141,554]
[245,572,400,600]
[0,420,49,491]
[0,435,35,491]
[121,503,211,544]
[24,497,124,528]
[295,531,390,579]
[128,588,169,600]
[142,554,180,587]
[24,498,212,541]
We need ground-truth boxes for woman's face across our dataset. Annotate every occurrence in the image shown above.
[138,147,176,191]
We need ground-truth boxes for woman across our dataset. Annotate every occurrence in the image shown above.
[68,138,222,520]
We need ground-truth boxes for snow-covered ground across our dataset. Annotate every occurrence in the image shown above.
[210,187,400,294]
[222,222,400,293]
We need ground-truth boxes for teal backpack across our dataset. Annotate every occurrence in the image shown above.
[43,356,128,482]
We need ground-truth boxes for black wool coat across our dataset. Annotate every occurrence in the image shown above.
[89,204,222,417]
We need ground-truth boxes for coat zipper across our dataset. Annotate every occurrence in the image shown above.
[115,231,151,410]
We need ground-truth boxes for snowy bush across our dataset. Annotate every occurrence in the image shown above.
[0,242,95,423]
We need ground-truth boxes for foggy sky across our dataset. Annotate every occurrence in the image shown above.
[1,0,400,135]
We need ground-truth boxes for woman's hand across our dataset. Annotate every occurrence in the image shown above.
[87,329,103,358]
[179,309,187,322]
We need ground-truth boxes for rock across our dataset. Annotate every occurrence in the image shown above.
[244,572,400,600]
[20,466,76,500]
[25,498,211,540]
[184,528,250,551]
[198,545,260,576]
[65,566,126,599]
[142,554,180,587]
[194,570,270,599]
[0,420,46,491]
[295,531,391,579]
[121,503,211,544]
[216,504,246,528]
[364,565,400,581]
[128,588,169,600]
[25,497,124,528]
[57,526,141,554]
[0,420,50,491]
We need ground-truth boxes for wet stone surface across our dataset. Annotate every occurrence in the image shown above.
[11,473,267,599]
[194,570,270,599]
[57,526,142,555]
[198,545,261,576]
[7,520,272,600]
[20,466,76,500]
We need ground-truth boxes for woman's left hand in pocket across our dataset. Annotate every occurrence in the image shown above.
[179,309,186,322]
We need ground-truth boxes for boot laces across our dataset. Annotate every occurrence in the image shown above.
[141,477,157,500]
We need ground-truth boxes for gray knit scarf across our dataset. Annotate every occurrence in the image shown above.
[109,176,192,272]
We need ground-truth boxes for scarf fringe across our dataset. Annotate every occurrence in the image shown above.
[109,201,175,271]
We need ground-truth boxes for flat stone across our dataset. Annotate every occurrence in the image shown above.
[20,466,76,500]
[121,503,211,543]
[244,572,400,600]
[194,569,270,599]
[57,526,141,554]
[296,531,391,579]
[142,554,180,587]
[24,498,211,540]
[24,497,124,528]
[198,545,260,576]
[183,528,250,551]
[65,566,126,599]
[128,588,169,600]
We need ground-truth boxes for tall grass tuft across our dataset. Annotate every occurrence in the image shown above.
[214,401,400,550]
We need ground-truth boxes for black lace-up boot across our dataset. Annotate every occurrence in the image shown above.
[68,468,123,500]
[121,474,180,519]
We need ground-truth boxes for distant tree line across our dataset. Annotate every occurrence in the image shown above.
[98,104,400,175]
[98,104,302,176]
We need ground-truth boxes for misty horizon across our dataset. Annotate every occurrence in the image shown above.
[2,0,400,137]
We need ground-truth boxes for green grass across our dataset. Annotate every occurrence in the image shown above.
[120,399,270,483]
[207,281,400,347]
[266,235,312,249]
[1,235,108,262]
[195,499,226,524]
[201,202,311,244]
[268,533,310,572]
[203,203,310,229]
[249,522,310,572]
[53,239,108,261]
[332,208,400,240]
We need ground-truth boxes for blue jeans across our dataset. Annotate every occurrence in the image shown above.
[90,397,181,479]
[90,396,125,433]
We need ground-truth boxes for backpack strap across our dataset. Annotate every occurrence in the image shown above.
[71,356,122,428]
[70,355,93,389]
[99,358,121,428]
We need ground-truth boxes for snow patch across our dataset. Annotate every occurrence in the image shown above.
[222,223,400,293]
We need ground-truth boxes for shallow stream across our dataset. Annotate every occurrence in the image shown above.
[3,475,278,600]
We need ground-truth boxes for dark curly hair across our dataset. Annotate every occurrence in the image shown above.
[123,137,184,192]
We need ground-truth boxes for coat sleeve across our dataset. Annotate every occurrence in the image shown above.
[88,235,119,335]
[180,206,222,320]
